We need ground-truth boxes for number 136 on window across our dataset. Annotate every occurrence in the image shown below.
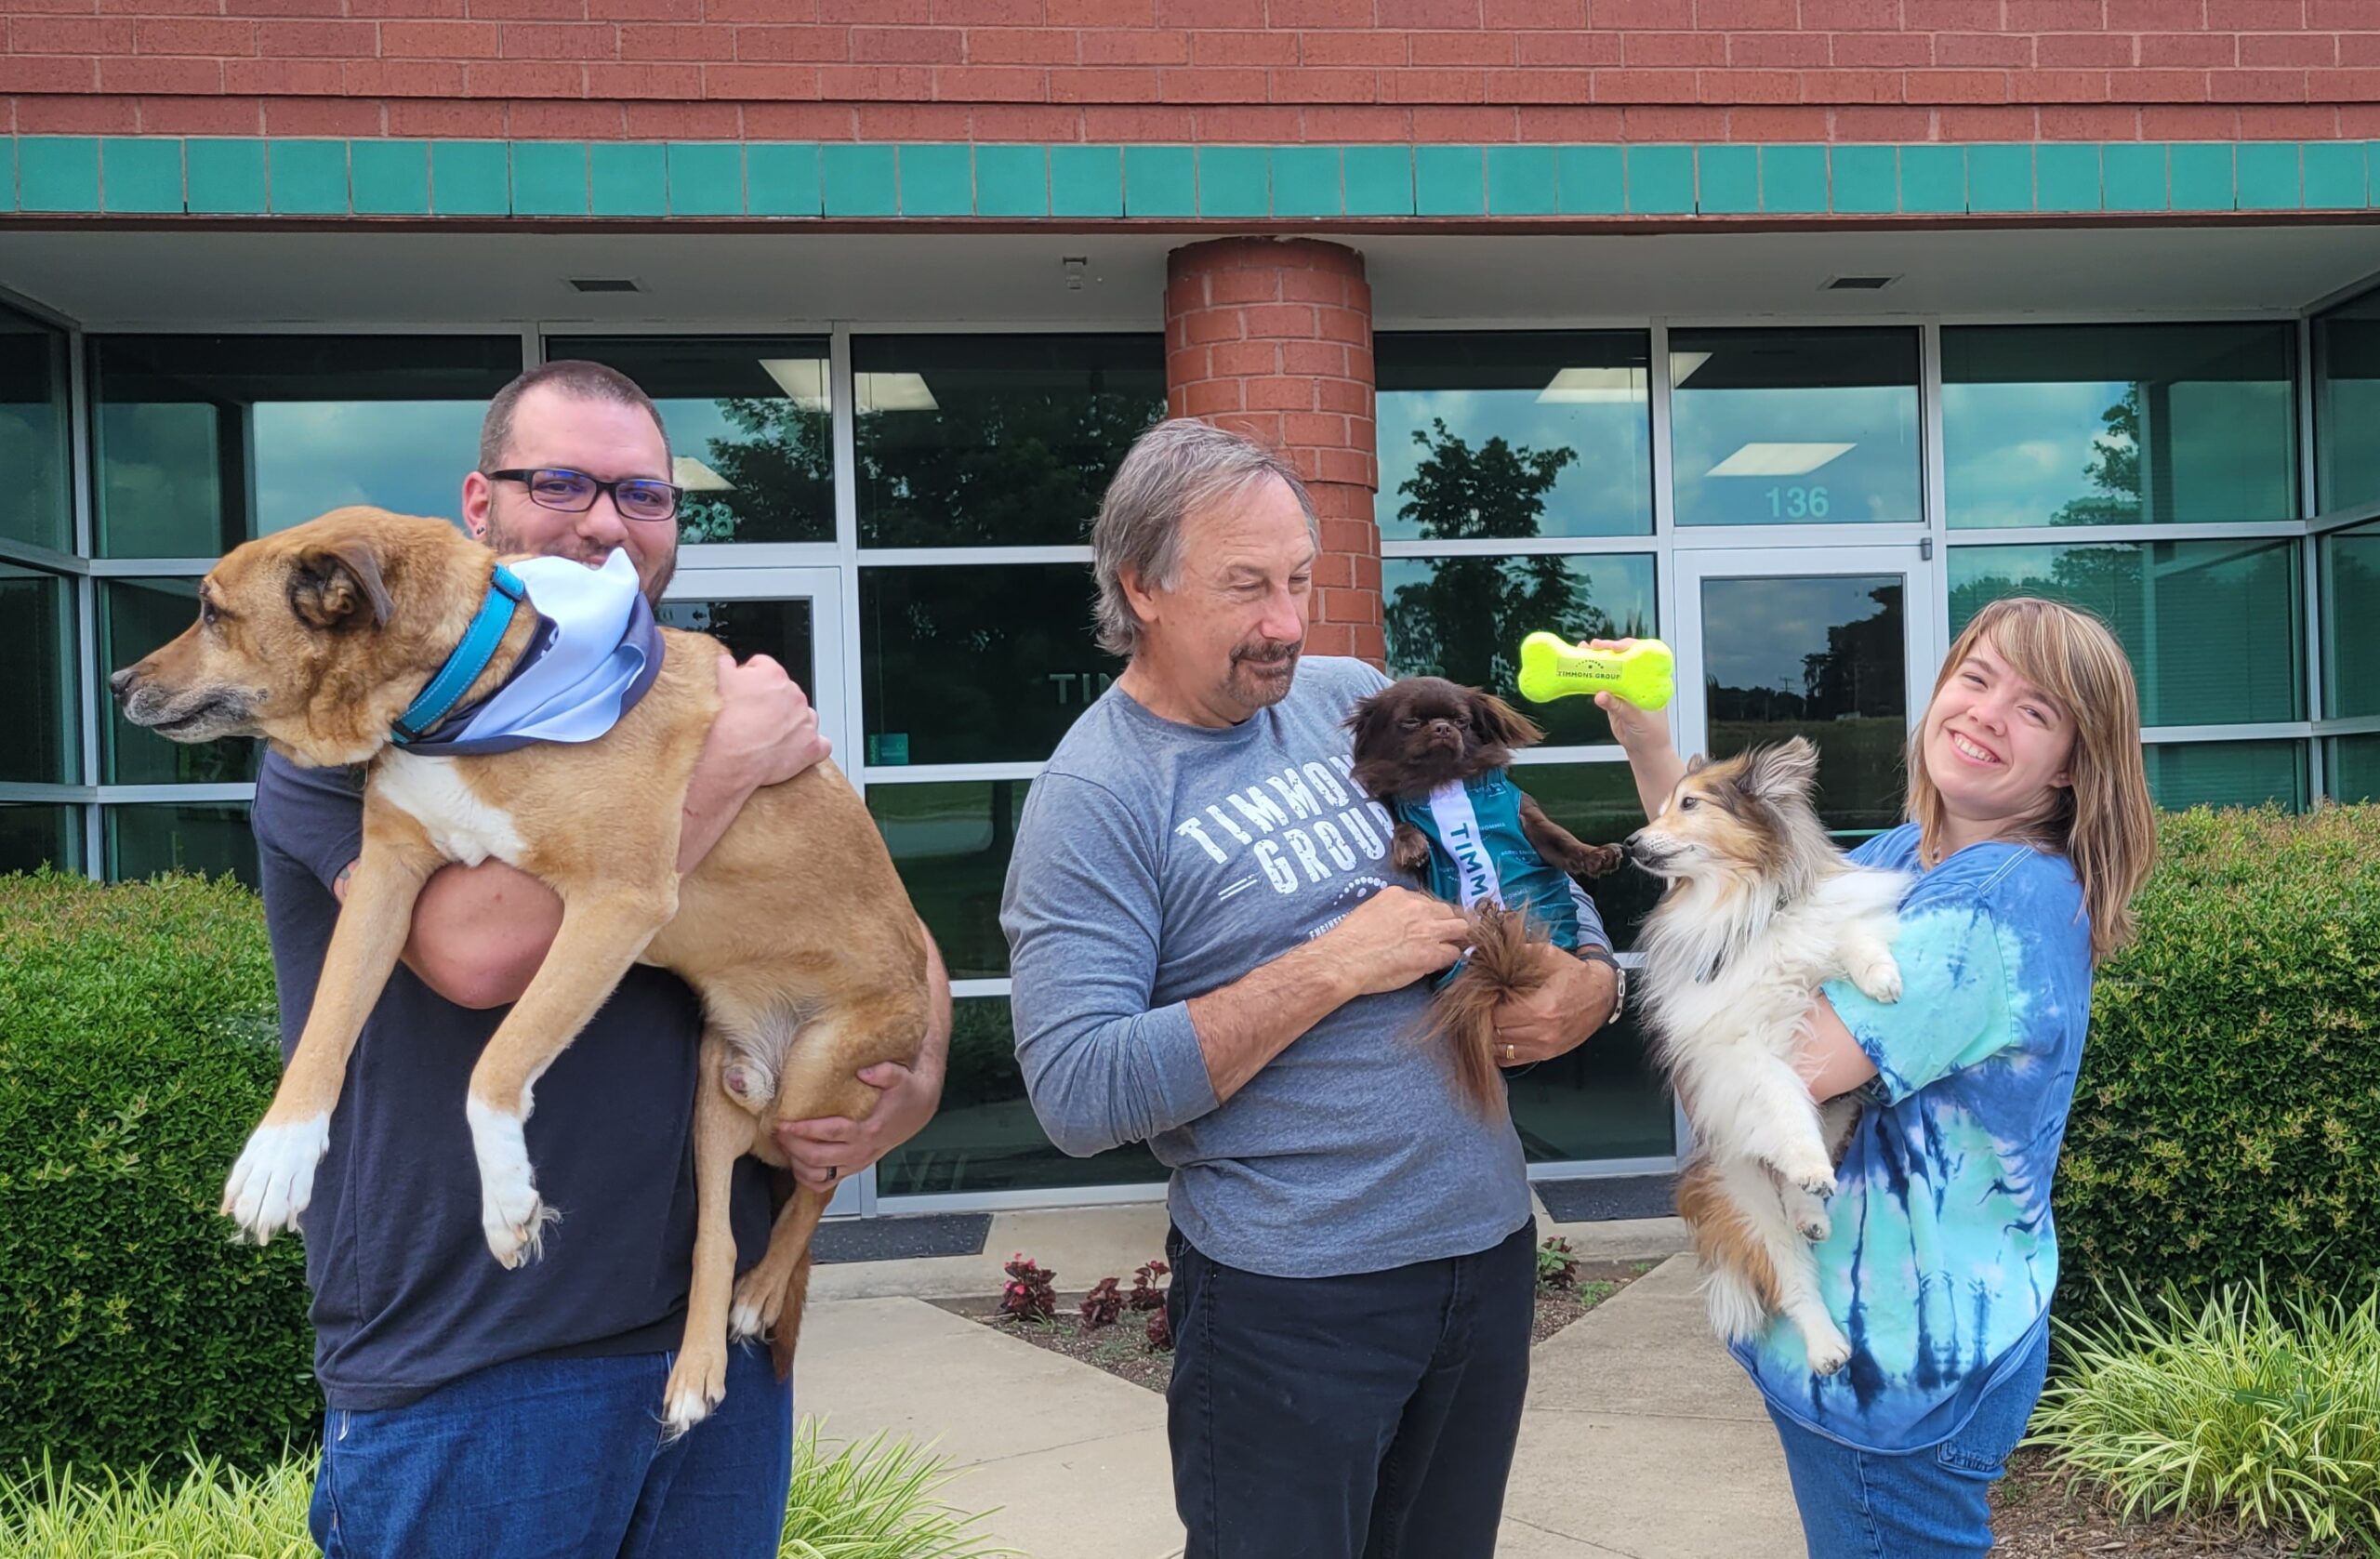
[1766,485,1831,519]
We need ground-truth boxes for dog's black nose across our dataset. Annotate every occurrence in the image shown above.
[108,666,138,703]
[1620,830,1645,862]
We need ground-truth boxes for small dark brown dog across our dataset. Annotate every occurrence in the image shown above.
[111,505,928,1436]
[1347,676,1623,1115]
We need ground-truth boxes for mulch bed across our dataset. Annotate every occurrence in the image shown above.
[940,1260,1652,1396]
[1990,1447,2313,1557]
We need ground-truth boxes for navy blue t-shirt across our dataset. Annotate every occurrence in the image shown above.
[251,751,774,1411]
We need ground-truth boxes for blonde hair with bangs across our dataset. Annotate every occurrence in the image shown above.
[1908,597,2157,964]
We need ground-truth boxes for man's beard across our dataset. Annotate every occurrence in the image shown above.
[1223,638,1302,710]
[482,513,674,603]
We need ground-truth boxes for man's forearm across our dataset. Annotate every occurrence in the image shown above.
[677,762,757,874]
[1184,938,1357,1104]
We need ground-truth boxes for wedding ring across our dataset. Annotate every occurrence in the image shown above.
[1503,1044,1515,1064]
[825,1166,839,1183]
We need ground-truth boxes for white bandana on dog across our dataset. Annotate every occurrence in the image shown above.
[403,549,663,756]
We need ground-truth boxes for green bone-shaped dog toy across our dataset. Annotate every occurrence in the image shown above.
[1515,633,1675,710]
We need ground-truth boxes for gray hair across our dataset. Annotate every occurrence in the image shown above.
[1091,419,1319,658]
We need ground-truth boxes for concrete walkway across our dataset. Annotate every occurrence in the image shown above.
[795,1200,1804,1559]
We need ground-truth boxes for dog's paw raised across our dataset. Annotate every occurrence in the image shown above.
[483,1192,558,1269]
[662,1346,730,1439]
[1850,955,1903,1004]
[1797,1209,1831,1243]
[1781,1160,1839,1200]
[730,1267,785,1342]
[220,1115,331,1244]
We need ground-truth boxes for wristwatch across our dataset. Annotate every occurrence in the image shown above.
[1574,945,1627,1029]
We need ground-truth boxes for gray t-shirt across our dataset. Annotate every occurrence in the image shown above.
[1001,656,1602,1278]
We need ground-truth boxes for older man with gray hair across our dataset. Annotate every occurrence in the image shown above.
[1000,418,1619,1559]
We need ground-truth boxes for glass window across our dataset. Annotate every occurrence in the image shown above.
[1508,1010,1674,1164]
[91,335,522,558]
[853,334,1166,548]
[2144,741,2307,812]
[874,995,1163,1196]
[0,307,73,553]
[2315,287,2380,514]
[867,779,1029,982]
[860,563,1110,767]
[1510,760,1660,955]
[1382,554,1657,749]
[2320,520,2380,720]
[99,577,260,786]
[104,802,258,888]
[0,803,81,876]
[2330,734,2380,803]
[1376,332,1653,540]
[1949,539,2304,727]
[654,597,816,703]
[1944,323,2297,529]
[1699,574,1912,837]
[1669,327,1920,528]
[546,337,833,546]
[2,563,77,786]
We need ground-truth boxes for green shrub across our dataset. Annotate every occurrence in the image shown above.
[0,869,312,1475]
[2058,804,2380,1318]
[2029,1275,2380,1552]
[0,1424,1015,1558]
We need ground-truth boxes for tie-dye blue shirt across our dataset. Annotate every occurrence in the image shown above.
[1734,823,2094,1453]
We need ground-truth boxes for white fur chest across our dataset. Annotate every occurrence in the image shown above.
[374,751,527,867]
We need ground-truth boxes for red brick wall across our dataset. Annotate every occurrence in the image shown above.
[1165,237,1382,665]
[7,3,2377,142]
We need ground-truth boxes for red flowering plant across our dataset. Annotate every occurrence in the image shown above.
[1000,1253,1057,1322]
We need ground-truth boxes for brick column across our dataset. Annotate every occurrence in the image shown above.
[1163,237,1382,665]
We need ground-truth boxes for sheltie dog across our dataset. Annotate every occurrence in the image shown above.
[1623,737,1910,1374]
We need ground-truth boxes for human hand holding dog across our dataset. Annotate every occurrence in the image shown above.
[677,653,829,874]
[1492,946,1618,1065]
[1321,886,1473,997]
[774,921,951,1191]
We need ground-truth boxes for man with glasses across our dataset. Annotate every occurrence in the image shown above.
[248,360,953,1558]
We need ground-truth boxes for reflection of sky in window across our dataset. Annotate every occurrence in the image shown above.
[1376,388,1651,538]
[253,401,484,532]
[1700,575,1897,694]
[1945,379,2294,527]
[1671,386,1919,526]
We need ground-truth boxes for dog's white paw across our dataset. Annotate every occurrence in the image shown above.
[1805,1328,1854,1377]
[1784,1160,1838,1199]
[730,1267,784,1342]
[1797,1209,1832,1242]
[661,1347,729,1439]
[467,1097,555,1268]
[220,1115,331,1243]
[1851,955,1903,1004]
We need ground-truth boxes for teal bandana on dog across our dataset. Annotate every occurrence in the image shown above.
[1735,824,2094,1453]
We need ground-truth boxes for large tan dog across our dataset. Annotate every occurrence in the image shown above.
[112,505,928,1433]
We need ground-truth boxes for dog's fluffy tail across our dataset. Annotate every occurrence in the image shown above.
[1427,903,1554,1117]
[1675,1153,1783,1344]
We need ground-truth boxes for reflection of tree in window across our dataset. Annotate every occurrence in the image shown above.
[1384,420,1649,696]
[672,398,833,546]
[2050,386,2141,527]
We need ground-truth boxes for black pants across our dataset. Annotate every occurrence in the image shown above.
[1164,1221,1536,1559]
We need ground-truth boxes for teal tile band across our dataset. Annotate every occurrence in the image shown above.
[431,141,509,216]
[352,139,429,216]
[590,142,666,217]
[8,135,2370,222]
[20,137,100,213]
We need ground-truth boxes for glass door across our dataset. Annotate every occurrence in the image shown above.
[658,566,867,1216]
[1673,548,1939,847]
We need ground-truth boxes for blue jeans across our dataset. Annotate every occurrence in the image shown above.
[308,1343,792,1559]
[1767,1323,2053,1559]
[1165,1221,1536,1559]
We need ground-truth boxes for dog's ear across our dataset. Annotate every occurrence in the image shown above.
[1685,752,1710,774]
[1468,690,1542,752]
[1345,687,1397,754]
[1739,736,1819,802]
[287,539,393,632]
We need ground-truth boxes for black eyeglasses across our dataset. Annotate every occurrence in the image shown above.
[487,468,682,523]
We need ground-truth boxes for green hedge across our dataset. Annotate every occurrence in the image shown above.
[0,870,314,1475]
[2058,804,2380,1316]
